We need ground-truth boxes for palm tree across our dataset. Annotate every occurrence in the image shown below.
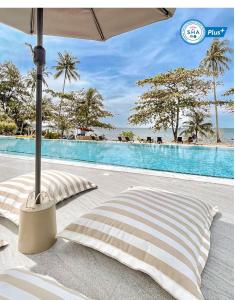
[53,51,80,93]
[25,68,50,94]
[201,39,232,143]
[180,110,214,142]
[69,88,113,129]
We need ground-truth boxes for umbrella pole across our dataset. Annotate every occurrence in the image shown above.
[34,8,45,204]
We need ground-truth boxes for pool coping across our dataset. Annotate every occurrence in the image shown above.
[0,153,233,186]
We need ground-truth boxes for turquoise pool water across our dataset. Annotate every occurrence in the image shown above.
[0,137,233,178]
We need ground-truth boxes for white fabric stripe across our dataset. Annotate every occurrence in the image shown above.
[45,172,73,198]
[130,186,211,215]
[5,270,86,300]
[118,193,206,235]
[87,208,201,273]
[41,172,67,200]
[104,201,203,249]
[0,196,22,208]
[130,189,211,226]
[57,172,86,192]
[59,229,201,300]
[0,210,18,224]
[74,217,199,284]
[0,185,32,195]
[9,176,49,191]
[0,281,39,300]
[133,187,211,219]
[96,203,203,259]
[44,171,73,191]
[113,196,205,242]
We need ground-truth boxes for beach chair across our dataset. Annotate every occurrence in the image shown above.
[98,135,105,141]
[125,136,131,142]
[118,136,123,142]
[146,137,153,143]
[177,136,183,143]
[188,136,193,143]
[157,137,162,144]
[91,135,96,141]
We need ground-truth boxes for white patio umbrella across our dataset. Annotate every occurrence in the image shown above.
[0,8,175,203]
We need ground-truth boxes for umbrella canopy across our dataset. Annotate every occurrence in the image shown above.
[0,8,175,203]
[0,8,175,40]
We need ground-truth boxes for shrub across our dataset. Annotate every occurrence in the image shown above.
[0,121,17,135]
[121,130,135,140]
[44,131,60,139]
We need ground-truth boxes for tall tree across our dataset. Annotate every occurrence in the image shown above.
[180,110,214,142]
[0,61,29,129]
[68,88,114,129]
[54,51,80,93]
[25,68,50,94]
[129,68,210,141]
[201,39,233,142]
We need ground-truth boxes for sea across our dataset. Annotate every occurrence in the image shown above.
[93,128,234,144]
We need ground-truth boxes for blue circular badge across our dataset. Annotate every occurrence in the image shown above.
[181,20,206,45]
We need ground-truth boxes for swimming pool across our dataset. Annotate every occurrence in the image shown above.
[0,137,233,178]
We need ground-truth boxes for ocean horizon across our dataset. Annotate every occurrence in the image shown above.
[92,127,234,143]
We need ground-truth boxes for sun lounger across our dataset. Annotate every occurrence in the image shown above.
[188,136,193,143]
[177,136,183,143]
[146,136,153,143]
[157,137,162,144]
[118,136,123,142]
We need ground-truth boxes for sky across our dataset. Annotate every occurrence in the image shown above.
[0,8,234,128]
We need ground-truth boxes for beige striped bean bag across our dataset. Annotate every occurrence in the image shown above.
[0,267,92,299]
[59,186,218,300]
[0,170,96,225]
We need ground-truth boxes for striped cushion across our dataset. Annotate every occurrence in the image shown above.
[0,267,92,299]
[0,170,96,225]
[59,186,218,300]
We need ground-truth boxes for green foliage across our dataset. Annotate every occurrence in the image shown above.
[0,121,17,135]
[121,131,134,139]
[180,110,214,141]
[54,51,80,93]
[44,131,60,139]
[200,39,233,142]
[25,68,50,94]
[67,88,114,129]
[129,67,210,141]
[222,88,234,112]
[0,61,29,127]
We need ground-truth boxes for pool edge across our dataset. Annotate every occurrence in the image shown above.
[0,153,233,186]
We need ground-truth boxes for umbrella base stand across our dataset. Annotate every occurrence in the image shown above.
[18,193,57,254]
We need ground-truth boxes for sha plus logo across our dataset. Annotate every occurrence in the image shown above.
[181,20,206,44]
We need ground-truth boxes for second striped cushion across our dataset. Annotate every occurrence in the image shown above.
[0,170,96,225]
[59,186,218,300]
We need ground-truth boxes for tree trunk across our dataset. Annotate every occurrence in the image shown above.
[62,71,66,93]
[20,122,24,135]
[174,104,180,142]
[212,65,221,143]
[59,70,67,117]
